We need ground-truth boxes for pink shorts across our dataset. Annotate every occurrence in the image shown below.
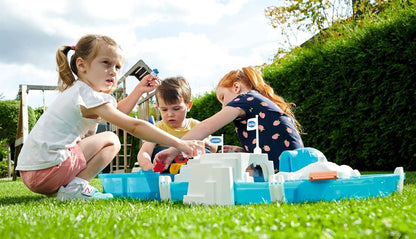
[20,144,87,195]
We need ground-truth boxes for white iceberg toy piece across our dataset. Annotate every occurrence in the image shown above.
[173,153,273,206]
[276,155,360,181]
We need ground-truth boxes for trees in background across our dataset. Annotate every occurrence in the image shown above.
[263,0,416,170]
[0,100,36,163]
[264,0,391,59]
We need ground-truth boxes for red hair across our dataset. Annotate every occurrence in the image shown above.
[218,66,302,133]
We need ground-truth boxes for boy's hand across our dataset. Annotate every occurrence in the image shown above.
[154,147,178,171]
[154,141,204,170]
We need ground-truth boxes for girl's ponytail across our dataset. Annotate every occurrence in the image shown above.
[242,67,302,133]
[219,67,302,134]
[56,45,76,91]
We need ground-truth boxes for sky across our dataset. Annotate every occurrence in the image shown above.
[0,0,310,109]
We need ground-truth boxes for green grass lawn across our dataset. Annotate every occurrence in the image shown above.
[1,172,415,239]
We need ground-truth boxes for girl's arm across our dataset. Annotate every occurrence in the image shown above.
[84,103,202,156]
[182,106,243,140]
[154,106,244,166]
[117,74,160,114]
[203,138,218,153]
[137,141,156,171]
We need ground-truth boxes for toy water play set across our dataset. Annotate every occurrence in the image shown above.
[99,147,405,205]
[99,117,404,205]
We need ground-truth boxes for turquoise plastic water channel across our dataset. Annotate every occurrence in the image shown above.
[99,171,401,204]
[233,173,400,204]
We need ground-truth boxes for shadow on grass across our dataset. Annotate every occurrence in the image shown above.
[0,179,49,205]
[0,195,46,205]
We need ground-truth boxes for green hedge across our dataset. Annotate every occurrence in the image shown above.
[0,100,36,164]
[263,1,416,170]
[0,100,36,147]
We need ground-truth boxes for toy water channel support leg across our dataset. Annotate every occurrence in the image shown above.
[394,167,404,193]
[159,175,172,201]
[268,174,286,203]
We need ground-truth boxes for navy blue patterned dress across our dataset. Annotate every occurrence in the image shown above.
[226,90,304,171]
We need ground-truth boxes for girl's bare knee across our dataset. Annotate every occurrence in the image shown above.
[105,131,121,151]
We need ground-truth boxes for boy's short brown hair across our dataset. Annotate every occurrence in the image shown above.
[155,76,191,105]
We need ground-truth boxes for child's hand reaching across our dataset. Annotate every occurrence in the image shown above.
[178,140,205,158]
[153,147,179,171]
[154,140,204,170]
[138,74,161,93]
[116,73,161,115]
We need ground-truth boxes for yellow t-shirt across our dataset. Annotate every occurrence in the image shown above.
[153,118,200,148]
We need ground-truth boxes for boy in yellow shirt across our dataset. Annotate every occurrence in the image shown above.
[137,76,215,172]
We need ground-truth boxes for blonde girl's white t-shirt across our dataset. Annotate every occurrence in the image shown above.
[16,80,117,171]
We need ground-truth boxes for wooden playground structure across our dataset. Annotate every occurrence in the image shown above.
[13,59,155,180]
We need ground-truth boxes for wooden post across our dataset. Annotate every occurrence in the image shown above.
[7,146,11,178]
[115,127,120,172]
[13,85,28,180]
[123,129,128,172]
[21,85,29,143]
[12,84,59,180]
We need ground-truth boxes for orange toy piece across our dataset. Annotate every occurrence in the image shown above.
[309,171,338,181]
[169,163,185,174]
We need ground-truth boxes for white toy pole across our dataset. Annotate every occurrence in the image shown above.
[220,134,224,153]
[253,115,261,154]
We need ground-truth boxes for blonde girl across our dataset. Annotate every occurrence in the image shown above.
[16,34,203,200]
